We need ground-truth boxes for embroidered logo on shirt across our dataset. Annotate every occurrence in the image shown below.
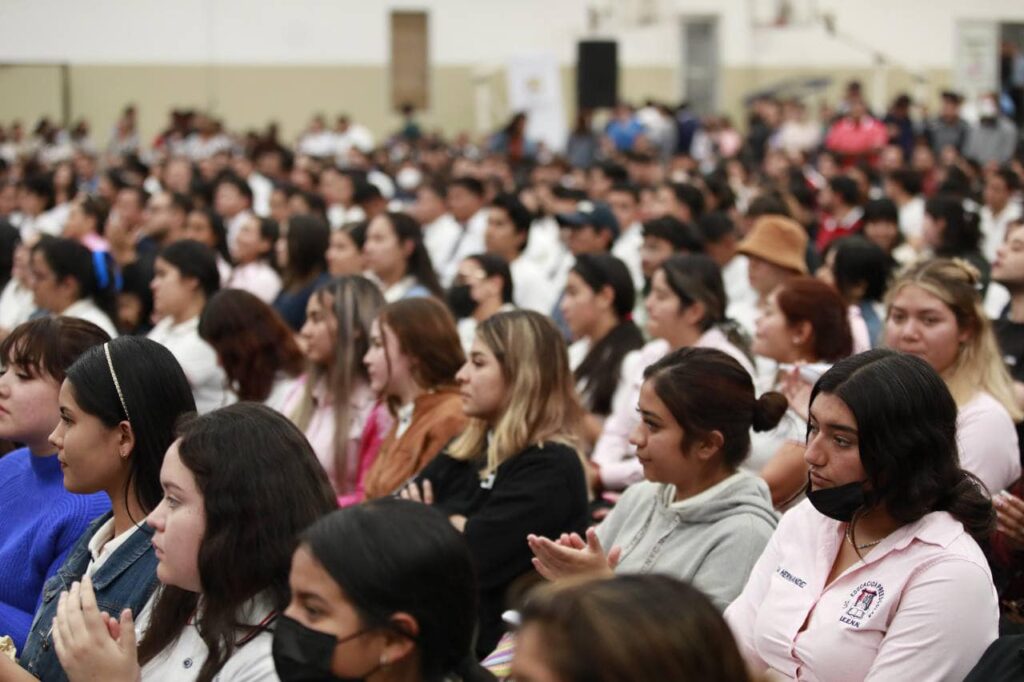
[776,567,807,588]
[840,580,885,628]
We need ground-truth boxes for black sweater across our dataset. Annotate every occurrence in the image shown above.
[417,441,589,658]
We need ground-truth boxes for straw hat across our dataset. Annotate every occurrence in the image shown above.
[737,215,809,274]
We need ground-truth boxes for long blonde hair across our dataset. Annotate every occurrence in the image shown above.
[291,276,385,486]
[448,310,584,477]
[885,258,1022,421]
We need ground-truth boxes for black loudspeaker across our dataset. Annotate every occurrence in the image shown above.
[577,40,618,109]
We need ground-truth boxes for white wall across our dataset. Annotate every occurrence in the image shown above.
[3,0,1024,69]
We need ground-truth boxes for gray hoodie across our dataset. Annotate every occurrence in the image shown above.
[596,470,778,610]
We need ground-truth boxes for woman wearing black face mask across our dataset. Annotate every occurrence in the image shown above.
[273,498,493,682]
[725,349,999,682]
[447,254,515,353]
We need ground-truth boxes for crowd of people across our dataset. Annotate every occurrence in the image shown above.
[0,77,1023,680]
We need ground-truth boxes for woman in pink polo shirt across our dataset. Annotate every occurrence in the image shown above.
[726,349,998,681]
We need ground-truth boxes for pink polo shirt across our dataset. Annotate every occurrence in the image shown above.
[725,500,997,681]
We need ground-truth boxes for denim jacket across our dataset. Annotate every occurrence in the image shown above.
[18,513,160,682]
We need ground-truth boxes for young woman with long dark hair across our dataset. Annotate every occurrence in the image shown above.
[726,350,998,680]
[50,403,337,681]
[363,211,442,301]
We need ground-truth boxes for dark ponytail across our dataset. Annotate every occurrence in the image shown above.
[644,347,788,468]
[925,194,982,257]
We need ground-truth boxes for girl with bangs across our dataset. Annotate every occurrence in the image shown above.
[402,310,589,658]
[0,318,111,653]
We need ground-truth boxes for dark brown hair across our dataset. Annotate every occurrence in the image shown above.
[0,316,110,382]
[520,574,751,682]
[198,289,304,401]
[644,347,786,467]
[377,297,464,405]
[137,404,337,682]
[775,277,852,362]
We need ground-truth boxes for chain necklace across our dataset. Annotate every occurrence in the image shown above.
[846,524,883,551]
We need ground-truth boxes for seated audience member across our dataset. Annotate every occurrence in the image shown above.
[726,350,999,681]
[0,318,111,653]
[606,182,645,291]
[404,311,589,658]
[272,213,331,331]
[885,258,1022,494]
[362,297,467,501]
[748,277,853,505]
[61,195,110,253]
[861,197,917,267]
[147,239,234,414]
[198,288,304,409]
[6,337,194,682]
[636,215,705,325]
[225,214,281,304]
[0,243,36,340]
[561,253,644,450]
[364,211,443,302]
[484,193,553,313]
[815,175,864,253]
[735,215,808,336]
[183,207,233,285]
[51,403,337,681]
[30,236,119,337]
[449,253,516,353]
[818,234,891,347]
[591,254,754,492]
[274,499,490,682]
[325,220,367,277]
[511,575,752,682]
[698,211,757,334]
[281,276,387,499]
[530,347,784,608]
[922,195,990,292]
[410,181,460,278]
[440,177,489,286]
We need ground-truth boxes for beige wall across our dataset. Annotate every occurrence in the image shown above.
[0,63,952,150]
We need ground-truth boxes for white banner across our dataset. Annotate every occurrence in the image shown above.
[954,20,999,103]
[506,53,567,152]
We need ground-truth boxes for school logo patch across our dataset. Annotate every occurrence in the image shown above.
[839,580,885,628]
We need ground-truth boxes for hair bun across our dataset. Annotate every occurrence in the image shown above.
[752,391,788,432]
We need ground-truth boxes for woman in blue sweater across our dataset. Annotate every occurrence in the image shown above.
[0,318,111,652]
[1,336,195,682]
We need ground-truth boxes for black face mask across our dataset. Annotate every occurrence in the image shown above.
[447,284,476,319]
[272,614,381,682]
[806,478,866,522]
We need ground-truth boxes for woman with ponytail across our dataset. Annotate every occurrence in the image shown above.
[30,236,119,337]
[560,253,644,448]
[530,347,785,610]
[726,350,998,681]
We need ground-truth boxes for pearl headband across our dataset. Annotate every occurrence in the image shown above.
[103,343,131,422]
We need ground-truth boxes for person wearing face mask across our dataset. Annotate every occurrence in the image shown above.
[725,349,999,681]
[448,254,516,354]
[964,94,1019,166]
[273,499,493,682]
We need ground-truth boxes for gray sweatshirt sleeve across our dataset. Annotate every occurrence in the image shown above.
[690,515,775,610]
